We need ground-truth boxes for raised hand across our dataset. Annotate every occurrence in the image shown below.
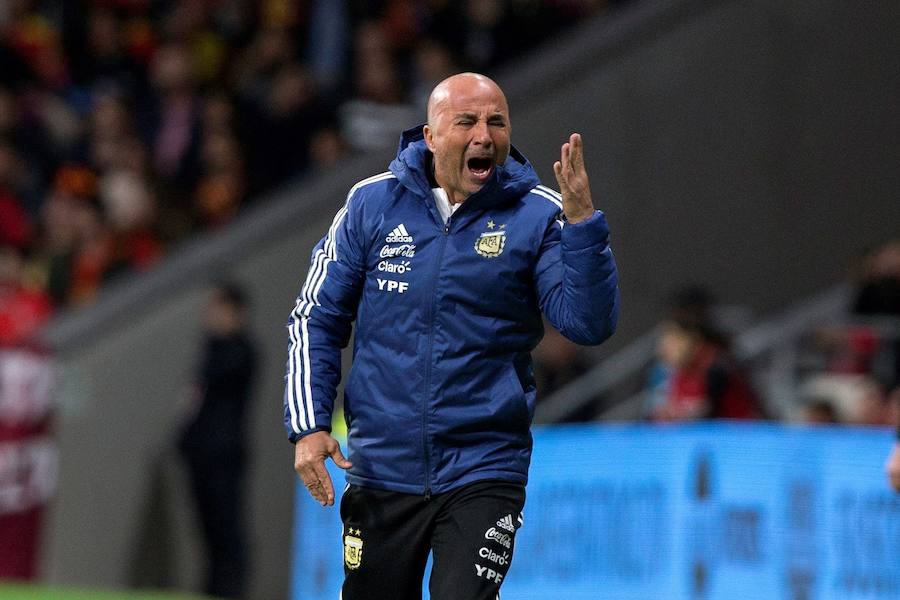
[553,133,595,224]
[294,431,352,506]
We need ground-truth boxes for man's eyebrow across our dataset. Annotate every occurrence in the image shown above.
[451,112,507,121]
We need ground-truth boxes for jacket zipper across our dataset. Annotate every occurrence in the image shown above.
[422,218,451,501]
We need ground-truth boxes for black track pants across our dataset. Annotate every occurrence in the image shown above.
[339,479,526,600]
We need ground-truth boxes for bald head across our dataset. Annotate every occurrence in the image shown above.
[426,73,508,127]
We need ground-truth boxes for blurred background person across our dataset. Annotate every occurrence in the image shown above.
[886,386,900,492]
[0,244,53,348]
[178,282,257,599]
[650,310,759,422]
[853,239,900,318]
[0,243,56,581]
[802,398,840,425]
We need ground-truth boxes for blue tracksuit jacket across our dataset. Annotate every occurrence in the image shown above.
[284,125,619,495]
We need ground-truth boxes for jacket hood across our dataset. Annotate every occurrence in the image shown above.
[389,124,540,209]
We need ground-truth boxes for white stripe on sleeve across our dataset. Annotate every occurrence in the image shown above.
[530,187,563,210]
[287,171,395,433]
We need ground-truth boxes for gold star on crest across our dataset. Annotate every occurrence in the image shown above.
[486,219,496,229]
[500,223,506,229]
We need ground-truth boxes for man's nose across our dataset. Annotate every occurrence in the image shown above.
[472,120,492,146]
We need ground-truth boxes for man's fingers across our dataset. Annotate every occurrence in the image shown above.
[569,133,583,171]
[308,483,328,505]
[552,132,594,224]
[293,433,349,506]
[553,160,565,189]
[330,444,353,470]
[299,458,333,505]
[298,465,328,505]
[313,462,336,505]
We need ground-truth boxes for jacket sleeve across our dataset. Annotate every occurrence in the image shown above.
[534,208,619,346]
[283,190,368,443]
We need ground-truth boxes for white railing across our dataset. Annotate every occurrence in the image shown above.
[536,283,857,423]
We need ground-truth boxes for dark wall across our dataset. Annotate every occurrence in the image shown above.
[508,0,900,343]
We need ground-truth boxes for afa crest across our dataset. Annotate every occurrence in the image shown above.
[475,230,506,258]
[344,530,363,570]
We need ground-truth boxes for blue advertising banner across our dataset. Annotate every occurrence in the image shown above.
[290,423,900,600]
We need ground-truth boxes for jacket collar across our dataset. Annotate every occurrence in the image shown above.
[389,124,540,211]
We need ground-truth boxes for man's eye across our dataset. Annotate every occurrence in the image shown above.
[457,120,473,126]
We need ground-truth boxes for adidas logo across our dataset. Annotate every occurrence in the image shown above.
[496,514,515,532]
[386,224,413,243]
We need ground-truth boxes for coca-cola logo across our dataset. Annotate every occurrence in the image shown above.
[379,244,416,258]
[484,527,511,549]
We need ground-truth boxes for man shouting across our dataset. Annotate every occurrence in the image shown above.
[284,72,619,599]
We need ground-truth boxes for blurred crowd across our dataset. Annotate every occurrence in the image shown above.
[0,0,619,346]
[534,238,900,429]
[4,0,893,437]
[798,240,900,427]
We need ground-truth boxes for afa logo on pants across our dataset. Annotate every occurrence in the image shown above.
[344,529,363,570]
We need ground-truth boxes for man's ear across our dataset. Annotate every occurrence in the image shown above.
[423,124,435,152]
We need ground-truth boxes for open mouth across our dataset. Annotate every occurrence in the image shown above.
[466,157,493,181]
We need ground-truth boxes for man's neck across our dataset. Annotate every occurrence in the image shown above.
[428,156,465,205]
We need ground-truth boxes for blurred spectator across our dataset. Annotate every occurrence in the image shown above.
[84,90,135,172]
[66,189,115,305]
[195,129,245,227]
[144,42,201,197]
[0,85,53,214]
[853,239,900,391]
[853,240,900,317]
[0,140,34,248]
[0,0,620,322]
[308,124,346,170]
[0,84,57,575]
[650,312,759,422]
[178,282,257,599]
[886,386,900,492]
[854,378,893,426]
[98,168,163,270]
[814,240,900,400]
[32,164,111,306]
[409,37,459,110]
[802,398,840,425]
[306,0,350,96]
[800,374,893,427]
[460,0,512,70]
[0,244,53,348]
[245,62,318,193]
[0,342,56,581]
[231,25,296,107]
[72,6,145,96]
[340,20,417,152]
[643,285,716,419]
